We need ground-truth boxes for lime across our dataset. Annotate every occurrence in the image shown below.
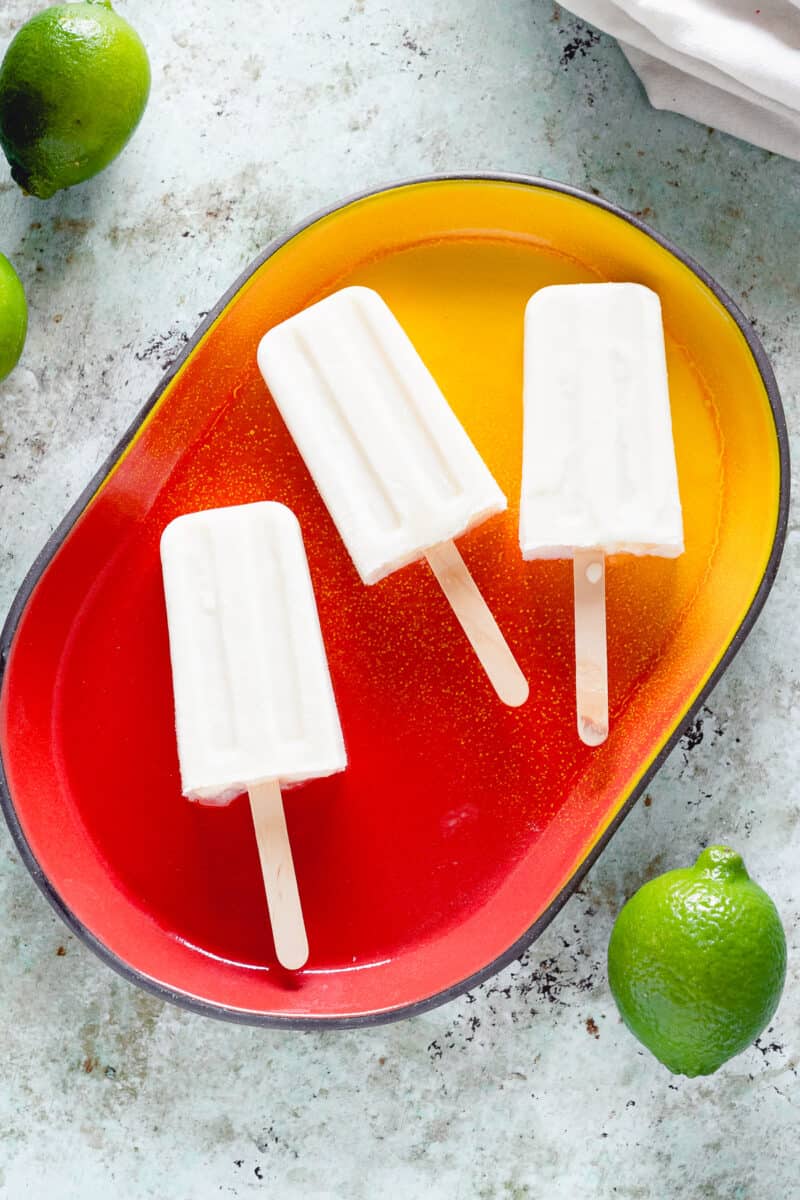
[0,253,27,381]
[608,845,786,1077]
[0,1,150,199]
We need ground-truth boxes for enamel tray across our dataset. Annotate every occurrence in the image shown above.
[0,176,788,1026]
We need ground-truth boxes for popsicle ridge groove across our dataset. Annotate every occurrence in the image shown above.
[352,295,462,501]
[292,328,403,533]
[201,521,237,752]
[261,516,303,745]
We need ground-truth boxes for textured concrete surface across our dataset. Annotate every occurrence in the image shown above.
[0,2,798,1197]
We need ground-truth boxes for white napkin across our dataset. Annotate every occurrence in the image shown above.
[562,1,800,160]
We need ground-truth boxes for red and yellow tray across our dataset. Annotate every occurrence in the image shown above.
[0,176,787,1026]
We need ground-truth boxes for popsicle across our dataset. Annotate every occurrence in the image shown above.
[257,286,528,707]
[520,282,684,746]
[160,500,346,969]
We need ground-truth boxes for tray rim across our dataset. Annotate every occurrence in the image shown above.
[0,172,790,1028]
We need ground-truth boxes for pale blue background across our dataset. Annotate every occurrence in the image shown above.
[0,2,798,1196]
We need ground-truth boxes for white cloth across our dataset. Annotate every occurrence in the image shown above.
[562,1,800,160]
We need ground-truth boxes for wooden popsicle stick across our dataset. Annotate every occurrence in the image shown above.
[248,780,309,970]
[573,548,608,747]
[425,539,529,708]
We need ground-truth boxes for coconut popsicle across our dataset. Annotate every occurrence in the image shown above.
[520,282,684,746]
[257,286,528,707]
[160,500,346,969]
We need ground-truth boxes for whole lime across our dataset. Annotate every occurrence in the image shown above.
[608,846,786,1077]
[0,253,27,381]
[0,0,150,199]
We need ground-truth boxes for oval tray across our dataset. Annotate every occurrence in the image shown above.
[0,176,788,1026]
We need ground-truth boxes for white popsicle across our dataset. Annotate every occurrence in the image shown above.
[257,286,528,708]
[161,500,346,969]
[520,282,684,746]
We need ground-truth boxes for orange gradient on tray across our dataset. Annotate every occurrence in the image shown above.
[0,180,783,1020]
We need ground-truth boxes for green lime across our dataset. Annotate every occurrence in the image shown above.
[0,0,150,199]
[0,253,27,381]
[608,845,786,1077]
